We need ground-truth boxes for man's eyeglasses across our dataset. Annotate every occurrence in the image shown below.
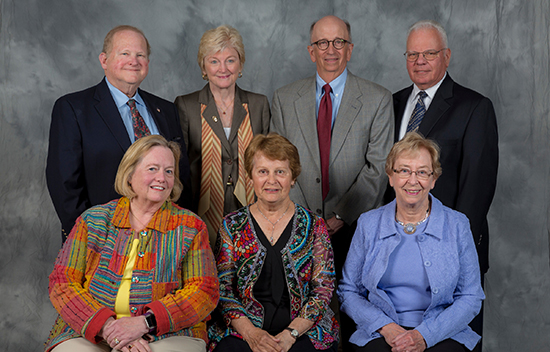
[404,48,447,62]
[393,168,434,180]
[311,38,350,50]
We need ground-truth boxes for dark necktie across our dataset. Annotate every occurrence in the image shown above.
[128,99,151,141]
[406,91,428,132]
[317,84,332,200]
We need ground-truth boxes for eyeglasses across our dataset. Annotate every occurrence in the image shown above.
[393,168,434,180]
[311,38,350,50]
[404,48,447,62]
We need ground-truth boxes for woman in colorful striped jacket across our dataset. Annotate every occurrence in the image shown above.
[208,133,339,352]
[45,135,219,352]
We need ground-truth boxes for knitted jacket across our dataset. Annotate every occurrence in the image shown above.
[45,198,219,351]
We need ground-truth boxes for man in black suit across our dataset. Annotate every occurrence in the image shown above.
[46,25,190,243]
[393,20,498,351]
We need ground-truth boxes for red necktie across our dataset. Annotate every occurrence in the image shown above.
[128,99,151,141]
[317,84,332,200]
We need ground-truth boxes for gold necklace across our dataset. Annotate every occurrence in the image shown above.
[256,202,291,244]
[215,97,234,115]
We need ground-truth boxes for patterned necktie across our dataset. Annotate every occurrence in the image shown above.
[128,99,151,141]
[406,91,428,132]
[317,84,332,200]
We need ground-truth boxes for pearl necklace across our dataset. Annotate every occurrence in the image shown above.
[396,208,429,235]
[256,202,291,244]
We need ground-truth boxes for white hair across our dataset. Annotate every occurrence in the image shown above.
[408,20,448,48]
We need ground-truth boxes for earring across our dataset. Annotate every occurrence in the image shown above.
[202,73,208,81]
[238,72,243,78]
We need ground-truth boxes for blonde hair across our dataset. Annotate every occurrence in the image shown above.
[102,25,151,57]
[197,25,245,74]
[385,131,442,178]
[244,133,301,180]
[115,135,182,202]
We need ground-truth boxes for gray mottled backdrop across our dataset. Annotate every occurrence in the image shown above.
[1,0,548,351]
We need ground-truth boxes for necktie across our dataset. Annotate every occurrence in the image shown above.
[406,91,428,132]
[317,84,332,200]
[128,99,151,141]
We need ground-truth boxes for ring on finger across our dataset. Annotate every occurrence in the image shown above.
[114,338,120,345]
[128,345,132,350]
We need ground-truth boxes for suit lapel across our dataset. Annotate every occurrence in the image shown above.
[393,85,413,141]
[198,85,232,154]
[140,88,170,140]
[294,78,321,170]
[94,79,131,151]
[228,85,247,145]
[330,73,362,165]
[419,75,453,137]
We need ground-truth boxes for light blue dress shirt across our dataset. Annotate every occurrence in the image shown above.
[105,77,159,143]
[338,196,485,350]
[315,69,348,127]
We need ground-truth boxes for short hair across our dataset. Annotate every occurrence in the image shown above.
[309,17,352,43]
[115,135,183,202]
[102,25,151,57]
[197,25,245,74]
[408,20,448,48]
[244,133,301,181]
[385,131,442,179]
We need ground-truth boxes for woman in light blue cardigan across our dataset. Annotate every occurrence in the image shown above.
[338,132,484,352]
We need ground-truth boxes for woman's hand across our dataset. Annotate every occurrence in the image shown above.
[119,337,151,352]
[102,316,149,349]
[378,322,407,348]
[243,326,282,352]
[391,329,426,352]
[274,330,296,352]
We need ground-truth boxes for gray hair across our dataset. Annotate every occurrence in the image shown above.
[408,20,448,48]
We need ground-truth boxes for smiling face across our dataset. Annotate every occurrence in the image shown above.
[203,47,241,91]
[307,16,354,83]
[389,147,437,211]
[406,27,450,90]
[250,152,294,208]
[99,29,149,97]
[129,146,175,208]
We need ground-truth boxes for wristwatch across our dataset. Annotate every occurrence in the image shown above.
[144,311,157,334]
[285,327,299,339]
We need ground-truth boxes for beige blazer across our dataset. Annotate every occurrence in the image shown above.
[271,71,394,224]
[175,84,270,215]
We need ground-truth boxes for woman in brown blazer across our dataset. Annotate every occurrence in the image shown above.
[175,25,270,245]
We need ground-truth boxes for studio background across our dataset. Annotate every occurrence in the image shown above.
[1,0,548,351]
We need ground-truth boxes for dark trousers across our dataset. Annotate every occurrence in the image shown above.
[351,337,467,352]
[469,273,485,352]
[213,335,338,352]
[330,222,356,352]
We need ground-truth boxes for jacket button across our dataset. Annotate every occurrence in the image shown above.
[432,287,439,294]
[130,307,138,313]
[424,261,431,267]
[132,277,139,283]
[316,178,321,183]
[227,159,233,165]
[316,209,322,215]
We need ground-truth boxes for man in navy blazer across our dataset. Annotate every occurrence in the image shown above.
[393,20,498,350]
[46,25,190,243]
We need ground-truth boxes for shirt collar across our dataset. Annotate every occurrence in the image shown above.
[105,77,146,109]
[112,197,173,233]
[412,71,447,100]
[315,69,348,95]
